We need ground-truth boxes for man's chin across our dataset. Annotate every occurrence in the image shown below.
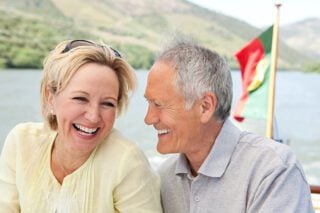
[157,143,176,154]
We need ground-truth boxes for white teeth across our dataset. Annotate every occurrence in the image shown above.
[75,124,98,134]
[158,129,170,135]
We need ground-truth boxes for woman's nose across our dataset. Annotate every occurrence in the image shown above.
[84,106,101,123]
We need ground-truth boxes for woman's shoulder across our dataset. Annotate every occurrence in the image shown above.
[8,122,52,139]
[11,122,45,132]
[97,128,148,162]
[2,122,55,170]
[95,128,156,183]
[5,122,55,150]
[102,128,139,149]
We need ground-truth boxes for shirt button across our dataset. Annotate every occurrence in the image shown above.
[194,195,200,202]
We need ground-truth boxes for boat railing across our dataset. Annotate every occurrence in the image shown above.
[311,185,320,212]
[311,185,320,194]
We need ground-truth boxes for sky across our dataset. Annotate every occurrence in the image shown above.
[187,0,320,28]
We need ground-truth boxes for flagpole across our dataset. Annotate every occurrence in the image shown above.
[266,2,281,138]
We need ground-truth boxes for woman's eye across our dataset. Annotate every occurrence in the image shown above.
[72,97,87,102]
[102,102,116,108]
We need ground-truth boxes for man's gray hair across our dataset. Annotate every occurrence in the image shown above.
[157,39,233,121]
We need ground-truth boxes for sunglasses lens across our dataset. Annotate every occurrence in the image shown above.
[61,40,121,58]
[110,47,121,58]
[61,40,93,53]
[70,40,95,49]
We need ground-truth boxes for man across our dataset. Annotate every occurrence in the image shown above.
[144,40,314,212]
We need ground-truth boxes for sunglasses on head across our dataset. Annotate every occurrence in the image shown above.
[61,39,121,58]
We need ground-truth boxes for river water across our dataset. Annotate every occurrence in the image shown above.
[1,69,320,185]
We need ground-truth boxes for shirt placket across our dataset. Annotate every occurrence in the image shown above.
[190,175,203,213]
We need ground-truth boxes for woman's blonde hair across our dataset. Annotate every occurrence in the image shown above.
[40,40,136,130]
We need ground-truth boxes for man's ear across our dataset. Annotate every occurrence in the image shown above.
[199,92,217,123]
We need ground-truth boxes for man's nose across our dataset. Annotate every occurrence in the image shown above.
[144,105,159,125]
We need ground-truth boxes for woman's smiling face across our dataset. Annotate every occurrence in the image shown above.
[49,62,119,154]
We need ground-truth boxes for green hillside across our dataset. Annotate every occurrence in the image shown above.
[0,0,311,70]
[282,18,320,72]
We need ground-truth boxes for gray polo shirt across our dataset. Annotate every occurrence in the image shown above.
[159,120,314,213]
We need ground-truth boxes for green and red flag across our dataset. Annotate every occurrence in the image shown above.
[233,25,273,122]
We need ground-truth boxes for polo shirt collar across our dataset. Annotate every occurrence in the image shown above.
[175,119,241,178]
[175,154,190,175]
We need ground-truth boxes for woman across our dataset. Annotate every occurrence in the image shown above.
[0,40,162,212]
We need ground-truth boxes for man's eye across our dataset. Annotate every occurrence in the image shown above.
[154,102,161,107]
[146,99,161,108]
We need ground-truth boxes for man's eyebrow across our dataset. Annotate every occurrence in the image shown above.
[144,95,152,101]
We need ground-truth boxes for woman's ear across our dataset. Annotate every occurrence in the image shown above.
[199,92,217,123]
[47,87,55,112]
